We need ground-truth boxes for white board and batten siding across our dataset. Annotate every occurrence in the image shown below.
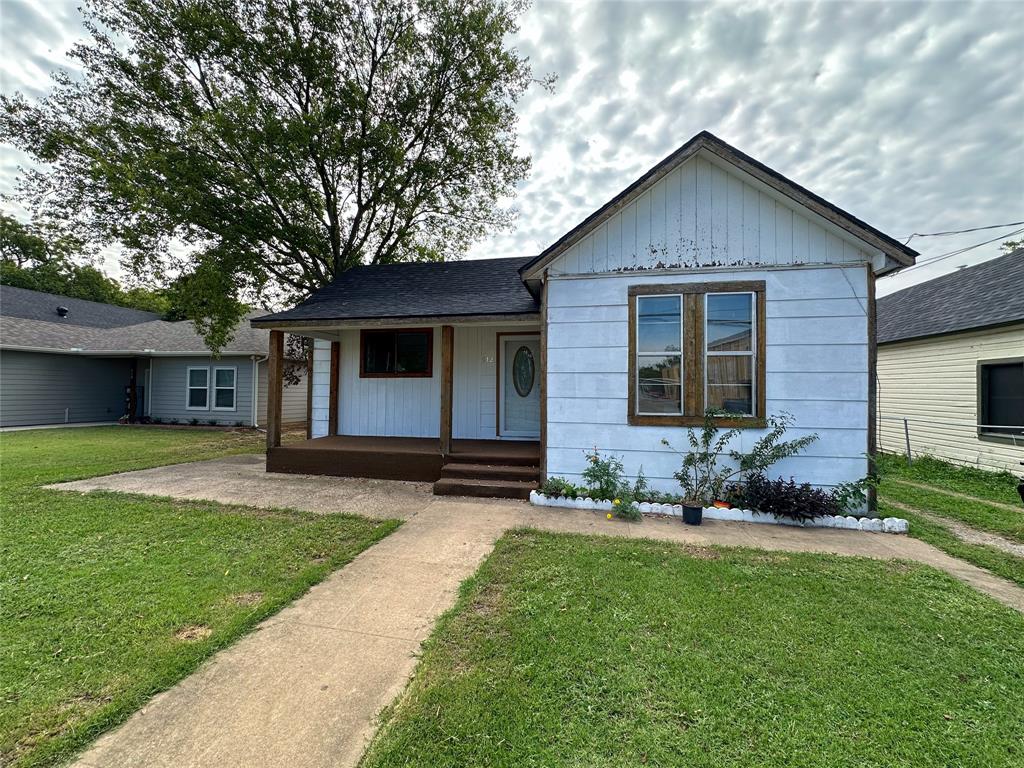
[877,324,1024,474]
[551,155,875,275]
[546,266,871,494]
[309,324,538,440]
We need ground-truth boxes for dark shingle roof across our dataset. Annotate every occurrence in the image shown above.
[0,285,270,355]
[877,250,1024,344]
[252,257,539,325]
[0,284,161,327]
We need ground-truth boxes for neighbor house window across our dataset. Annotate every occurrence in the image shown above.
[628,281,765,427]
[979,358,1024,438]
[360,328,433,377]
[186,367,209,409]
[212,366,237,410]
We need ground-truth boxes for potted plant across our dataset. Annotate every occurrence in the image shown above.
[681,498,703,525]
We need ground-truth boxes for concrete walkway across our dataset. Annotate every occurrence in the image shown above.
[54,455,1024,768]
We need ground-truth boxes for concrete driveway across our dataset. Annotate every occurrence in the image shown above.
[53,455,1024,768]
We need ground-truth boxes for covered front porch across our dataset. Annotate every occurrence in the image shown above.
[260,315,545,498]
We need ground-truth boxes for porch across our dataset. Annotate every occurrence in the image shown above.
[267,434,541,498]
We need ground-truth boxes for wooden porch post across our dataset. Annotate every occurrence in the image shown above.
[267,330,284,450]
[440,325,454,457]
[328,340,341,437]
[866,265,878,512]
[127,359,138,424]
[539,275,548,483]
[305,339,313,440]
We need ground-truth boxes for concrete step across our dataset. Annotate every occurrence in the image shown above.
[440,462,539,481]
[432,477,535,500]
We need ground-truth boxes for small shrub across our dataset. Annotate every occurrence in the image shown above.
[189,418,200,426]
[151,417,163,424]
[207,419,218,426]
[724,475,839,521]
[541,477,583,498]
[582,449,626,501]
[168,418,178,425]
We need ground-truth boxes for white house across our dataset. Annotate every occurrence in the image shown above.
[877,250,1024,474]
[251,131,918,499]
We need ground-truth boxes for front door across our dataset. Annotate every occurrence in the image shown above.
[498,335,540,438]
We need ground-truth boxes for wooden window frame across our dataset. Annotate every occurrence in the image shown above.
[977,357,1024,443]
[359,328,434,378]
[628,281,766,428]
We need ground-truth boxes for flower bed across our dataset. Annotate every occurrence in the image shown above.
[528,491,909,534]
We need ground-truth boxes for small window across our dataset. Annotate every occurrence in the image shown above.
[360,329,433,377]
[213,367,237,410]
[628,281,765,427]
[186,367,209,409]
[979,359,1024,437]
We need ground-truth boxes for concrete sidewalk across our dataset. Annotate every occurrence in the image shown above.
[57,455,1024,768]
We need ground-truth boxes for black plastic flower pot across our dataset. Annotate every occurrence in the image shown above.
[682,504,703,526]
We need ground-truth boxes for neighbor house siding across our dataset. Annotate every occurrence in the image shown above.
[254,359,307,427]
[149,355,255,425]
[0,350,131,427]
[545,265,870,493]
[550,155,874,275]
[877,324,1024,474]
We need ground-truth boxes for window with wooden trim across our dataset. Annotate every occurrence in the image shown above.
[360,328,433,377]
[628,281,766,427]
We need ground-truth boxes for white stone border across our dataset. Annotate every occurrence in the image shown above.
[528,491,908,534]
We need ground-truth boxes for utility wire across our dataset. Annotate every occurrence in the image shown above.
[901,220,1024,244]
[894,227,1024,274]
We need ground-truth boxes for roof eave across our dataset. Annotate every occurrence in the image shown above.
[250,310,541,330]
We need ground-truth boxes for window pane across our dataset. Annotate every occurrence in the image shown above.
[707,294,752,352]
[707,356,753,415]
[637,355,682,414]
[188,388,207,408]
[188,368,208,387]
[215,388,234,408]
[396,332,430,373]
[363,332,394,374]
[215,368,234,388]
[983,362,1024,433]
[637,295,681,354]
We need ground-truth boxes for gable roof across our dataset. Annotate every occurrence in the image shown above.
[0,285,270,355]
[877,250,1024,344]
[251,256,539,327]
[519,131,918,279]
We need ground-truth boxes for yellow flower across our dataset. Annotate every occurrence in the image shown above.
[613,498,621,505]
[606,513,613,520]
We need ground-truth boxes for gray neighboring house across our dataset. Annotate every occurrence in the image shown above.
[0,285,307,428]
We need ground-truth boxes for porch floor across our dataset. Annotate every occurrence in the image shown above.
[267,435,540,483]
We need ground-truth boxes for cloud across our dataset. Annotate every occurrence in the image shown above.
[1,0,1022,293]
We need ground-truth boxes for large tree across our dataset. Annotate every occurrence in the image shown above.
[2,0,541,348]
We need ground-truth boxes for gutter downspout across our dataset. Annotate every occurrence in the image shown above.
[251,354,268,427]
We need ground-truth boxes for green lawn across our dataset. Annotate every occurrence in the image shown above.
[0,427,399,768]
[362,531,1024,768]
[876,453,1024,587]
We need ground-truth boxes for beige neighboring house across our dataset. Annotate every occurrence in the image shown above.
[876,249,1024,474]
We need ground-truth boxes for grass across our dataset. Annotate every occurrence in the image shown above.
[876,453,1021,508]
[874,452,1024,587]
[0,426,400,768]
[362,530,1024,768]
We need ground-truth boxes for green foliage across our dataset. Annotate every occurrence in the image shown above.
[876,452,1021,508]
[1000,238,1022,254]
[662,411,818,505]
[539,477,583,499]
[1,213,172,314]
[1,0,549,349]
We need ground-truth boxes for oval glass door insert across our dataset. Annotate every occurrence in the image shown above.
[512,345,535,397]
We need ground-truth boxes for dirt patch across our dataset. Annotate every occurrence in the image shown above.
[681,546,720,560]
[750,554,791,564]
[59,691,112,714]
[230,592,263,606]
[470,583,505,617]
[175,625,213,641]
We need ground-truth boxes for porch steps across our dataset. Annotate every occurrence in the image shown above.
[432,477,536,500]
[433,445,540,499]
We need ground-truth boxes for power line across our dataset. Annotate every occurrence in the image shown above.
[895,227,1024,274]
[901,220,1024,244]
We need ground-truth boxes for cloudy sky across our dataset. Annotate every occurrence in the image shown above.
[2,0,1022,296]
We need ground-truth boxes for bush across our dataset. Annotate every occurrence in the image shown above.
[189,418,200,426]
[540,477,583,498]
[722,474,874,521]
[539,450,649,521]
